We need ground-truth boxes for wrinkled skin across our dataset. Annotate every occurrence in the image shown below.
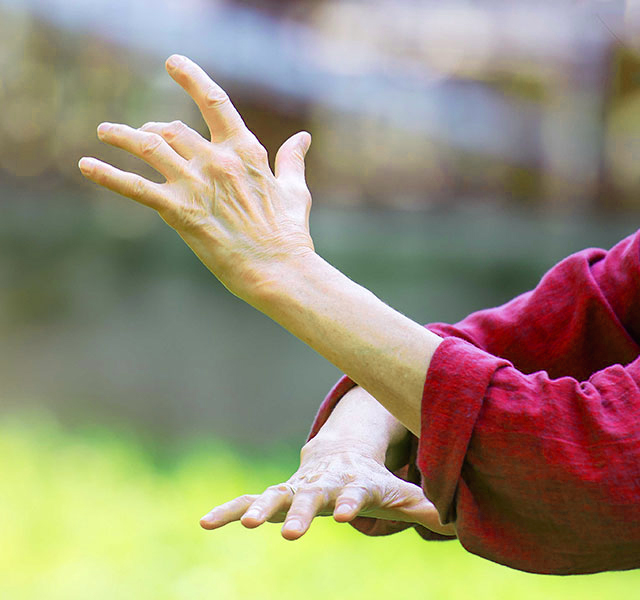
[79,54,314,302]
[79,54,454,542]
[200,437,456,540]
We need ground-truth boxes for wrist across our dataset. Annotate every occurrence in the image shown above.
[177,226,317,304]
[245,248,322,311]
[302,433,387,464]
[310,385,411,468]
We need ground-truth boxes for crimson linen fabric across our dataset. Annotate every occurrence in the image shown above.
[307,230,640,575]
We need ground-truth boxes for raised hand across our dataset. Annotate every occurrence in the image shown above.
[79,54,442,458]
[199,436,456,540]
[79,54,314,301]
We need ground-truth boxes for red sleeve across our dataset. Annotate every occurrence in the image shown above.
[307,230,640,547]
[420,337,640,575]
[426,230,640,380]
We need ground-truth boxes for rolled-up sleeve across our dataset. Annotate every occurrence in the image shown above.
[420,337,640,574]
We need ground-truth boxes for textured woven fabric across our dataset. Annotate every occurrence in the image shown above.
[308,230,640,574]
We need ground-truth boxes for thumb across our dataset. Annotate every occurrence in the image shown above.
[413,497,455,536]
[274,131,312,183]
[379,479,455,536]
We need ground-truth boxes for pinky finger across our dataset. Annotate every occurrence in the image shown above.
[199,494,258,530]
[78,157,167,211]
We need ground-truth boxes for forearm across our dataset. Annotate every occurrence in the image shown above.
[251,252,443,437]
[78,55,441,436]
[308,385,411,471]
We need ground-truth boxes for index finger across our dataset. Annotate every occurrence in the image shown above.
[165,54,246,143]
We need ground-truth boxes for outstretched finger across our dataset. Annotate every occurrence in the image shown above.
[78,157,167,210]
[165,54,246,143]
[281,490,326,541]
[139,120,208,160]
[97,122,188,182]
[240,483,294,528]
[333,486,369,523]
[199,494,258,530]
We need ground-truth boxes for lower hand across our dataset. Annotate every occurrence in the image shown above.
[199,437,456,540]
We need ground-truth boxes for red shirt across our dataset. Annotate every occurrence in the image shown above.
[308,229,640,575]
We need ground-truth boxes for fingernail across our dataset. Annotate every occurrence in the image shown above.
[97,123,112,135]
[166,55,184,69]
[285,520,302,532]
[244,509,260,519]
[78,157,98,172]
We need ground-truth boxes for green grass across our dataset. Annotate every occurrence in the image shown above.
[1,411,639,600]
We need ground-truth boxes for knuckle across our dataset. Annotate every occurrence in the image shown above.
[340,471,357,484]
[140,133,163,157]
[271,483,294,495]
[164,120,186,141]
[130,178,146,199]
[344,483,370,497]
[206,151,242,177]
[205,86,230,109]
[302,472,322,484]
[237,139,268,164]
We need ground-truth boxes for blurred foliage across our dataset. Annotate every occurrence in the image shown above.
[1,1,638,209]
[2,4,639,594]
[1,411,640,599]
[2,183,636,445]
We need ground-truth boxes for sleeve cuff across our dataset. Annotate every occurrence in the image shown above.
[418,336,510,525]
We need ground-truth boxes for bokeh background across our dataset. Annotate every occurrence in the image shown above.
[2,0,640,598]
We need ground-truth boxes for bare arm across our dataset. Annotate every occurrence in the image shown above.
[311,385,411,472]
[78,54,442,436]
[253,254,442,436]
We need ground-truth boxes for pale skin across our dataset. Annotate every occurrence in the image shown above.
[202,386,454,539]
[79,54,452,539]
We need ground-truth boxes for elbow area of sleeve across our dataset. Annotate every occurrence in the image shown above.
[417,336,509,525]
[418,337,640,574]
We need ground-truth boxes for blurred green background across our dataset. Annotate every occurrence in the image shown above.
[1,0,640,597]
